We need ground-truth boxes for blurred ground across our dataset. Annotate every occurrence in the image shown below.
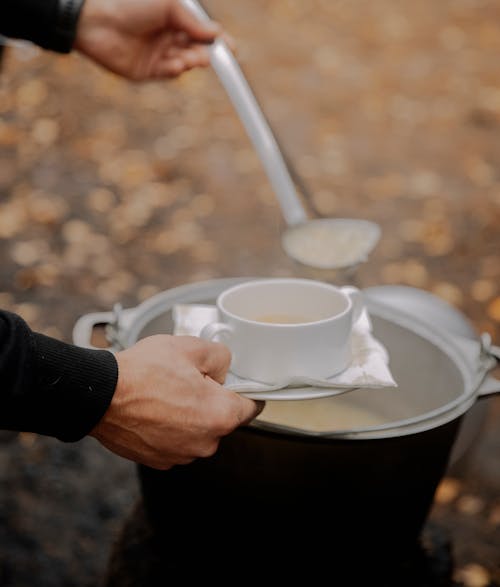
[0,0,499,585]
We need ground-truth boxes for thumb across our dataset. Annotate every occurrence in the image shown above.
[239,398,265,425]
[170,2,222,42]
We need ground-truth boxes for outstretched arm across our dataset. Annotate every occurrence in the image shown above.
[0,310,263,469]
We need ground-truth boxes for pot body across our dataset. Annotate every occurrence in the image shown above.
[138,419,461,580]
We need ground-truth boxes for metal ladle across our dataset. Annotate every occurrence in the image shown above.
[182,0,381,270]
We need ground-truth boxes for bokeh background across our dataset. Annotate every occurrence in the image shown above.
[0,0,499,585]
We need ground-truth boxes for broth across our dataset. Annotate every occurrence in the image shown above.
[257,398,386,432]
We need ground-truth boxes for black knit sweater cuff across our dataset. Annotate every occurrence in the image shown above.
[52,0,87,54]
[1,0,86,54]
[32,332,118,442]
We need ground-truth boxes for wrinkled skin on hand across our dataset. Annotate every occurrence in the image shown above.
[90,335,263,470]
[74,0,227,80]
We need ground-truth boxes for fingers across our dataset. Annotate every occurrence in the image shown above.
[174,336,262,427]
[166,335,231,384]
[170,2,222,43]
[171,45,211,68]
[221,33,236,52]
[237,398,265,426]
[156,57,185,78]
[153,36,211,79]
[203,375,265,427]
[177,338,263,423]
[153,53,208,79]
[195,339,232,384]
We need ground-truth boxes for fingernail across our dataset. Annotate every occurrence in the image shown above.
[224,34,236,50]
[207,20,222,34]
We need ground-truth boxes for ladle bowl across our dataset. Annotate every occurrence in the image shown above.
[282,217,381,270]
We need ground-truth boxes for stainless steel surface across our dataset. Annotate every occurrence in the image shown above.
[364,284,478,339]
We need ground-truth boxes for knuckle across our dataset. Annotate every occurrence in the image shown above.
[148,459,173,471]
[216,410,240,437]
[216,342,232,366]
[198,440,220,458]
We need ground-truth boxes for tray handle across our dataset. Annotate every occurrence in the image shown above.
[477,336,500,398]
[72,307,123,352]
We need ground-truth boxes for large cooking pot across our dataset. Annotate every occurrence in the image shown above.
[73,278,500,581]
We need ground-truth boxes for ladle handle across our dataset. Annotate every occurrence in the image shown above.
[181,0,308,227]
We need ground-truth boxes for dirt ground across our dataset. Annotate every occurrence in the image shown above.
[0,0,499,585]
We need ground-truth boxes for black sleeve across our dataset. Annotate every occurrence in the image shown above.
[0,310,118,442]
[0,0,85,54]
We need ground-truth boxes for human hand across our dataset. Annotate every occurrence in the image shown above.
[74,0,225,80]
[90,335,263,469]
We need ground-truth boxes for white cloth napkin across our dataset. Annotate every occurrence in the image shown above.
[173,304,397,398]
